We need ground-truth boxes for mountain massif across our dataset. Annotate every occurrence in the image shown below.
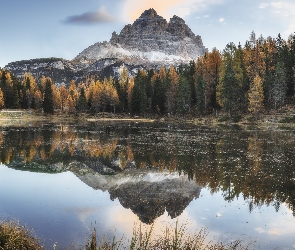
[5,8,207,86]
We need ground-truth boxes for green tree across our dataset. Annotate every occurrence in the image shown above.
[77,87,87,112]
[217,43,244,116]
[195,75,206,115]
[270,62,287,110]
[151,72,167,115]
[176,74,191,119]
[131,70,147,114]
[43,78,54,114]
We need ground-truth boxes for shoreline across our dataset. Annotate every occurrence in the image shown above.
[0,109,295,129]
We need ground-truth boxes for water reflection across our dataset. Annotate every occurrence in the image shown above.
[0,122,295,221]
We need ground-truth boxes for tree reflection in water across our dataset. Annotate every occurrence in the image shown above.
[0,122,295,221]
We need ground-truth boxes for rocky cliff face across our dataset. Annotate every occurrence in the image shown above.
[5,8,207,85]
[75,8,206,67]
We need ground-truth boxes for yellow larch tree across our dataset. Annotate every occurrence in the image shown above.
[91,80,103,113]
[34,90,43,111]
[68,80,79,107]
[248,74,264,116]
[127,77,134,113]
[0,88,4,109]
[59,85,68,111]
[167,66,179,115]
[66,94,76,113]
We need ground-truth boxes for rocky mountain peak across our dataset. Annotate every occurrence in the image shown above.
[169,15,186,24]
[139,8,158,19]
[107,8,207,63]
[167,15,195,40]
[6,8,207,84]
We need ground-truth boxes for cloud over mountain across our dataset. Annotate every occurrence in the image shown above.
[64,6,115,25]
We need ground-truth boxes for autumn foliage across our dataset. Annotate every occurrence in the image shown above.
[0,32,295,116]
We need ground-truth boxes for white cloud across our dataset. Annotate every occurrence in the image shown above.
[121,0,224,21]
[219,17,225,23]
[259,1,295,37]
[258,3,269,9]
[270,1,288,9]
[255,227,266,233]
[274,2,295,36]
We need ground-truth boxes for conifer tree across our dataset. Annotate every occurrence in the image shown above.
[34,90,43,111]
[131,70,147,114]
[43,78,54,114]
[195,75,206,115]
[217,43,243,116]
[77,87,87,112]
[270,62,287,110]
[176,74,191,119]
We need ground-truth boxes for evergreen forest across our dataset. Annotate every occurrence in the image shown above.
[1,32,295,118]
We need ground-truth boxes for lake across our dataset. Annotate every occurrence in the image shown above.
[0,121,295,249]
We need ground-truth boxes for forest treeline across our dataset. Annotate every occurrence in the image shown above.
[1,31,295,117]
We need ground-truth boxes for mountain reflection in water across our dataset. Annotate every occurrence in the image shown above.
[1,122,295,221]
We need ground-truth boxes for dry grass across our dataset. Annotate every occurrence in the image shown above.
[0,220,252,250]
[85,221,253,250]
[0,220,43,250]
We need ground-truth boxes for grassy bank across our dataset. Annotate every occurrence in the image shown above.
[2,108,295,129]
[0,220,252,250]
[0,220,43,250]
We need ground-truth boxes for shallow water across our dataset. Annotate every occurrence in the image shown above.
[0,122,295,249]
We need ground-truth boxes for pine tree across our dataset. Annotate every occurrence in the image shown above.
[34,90,43,111]
[43,78,54,114]
[131,70,147,114]
[176,74,191,119]
[270,62,287,110]
[217,43,242,117]
[195,75,206,115]
[151,72,167,115]
[77,87,87,112]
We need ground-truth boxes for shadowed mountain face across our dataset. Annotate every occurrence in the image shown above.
[5,8,206,85]
[75,8,206,66]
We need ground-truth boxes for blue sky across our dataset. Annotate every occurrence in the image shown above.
[1,0,295,68]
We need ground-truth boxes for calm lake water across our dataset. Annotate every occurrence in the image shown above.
[0,121,295,249]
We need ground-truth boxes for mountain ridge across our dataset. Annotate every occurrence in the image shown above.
[5,8,207,85]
